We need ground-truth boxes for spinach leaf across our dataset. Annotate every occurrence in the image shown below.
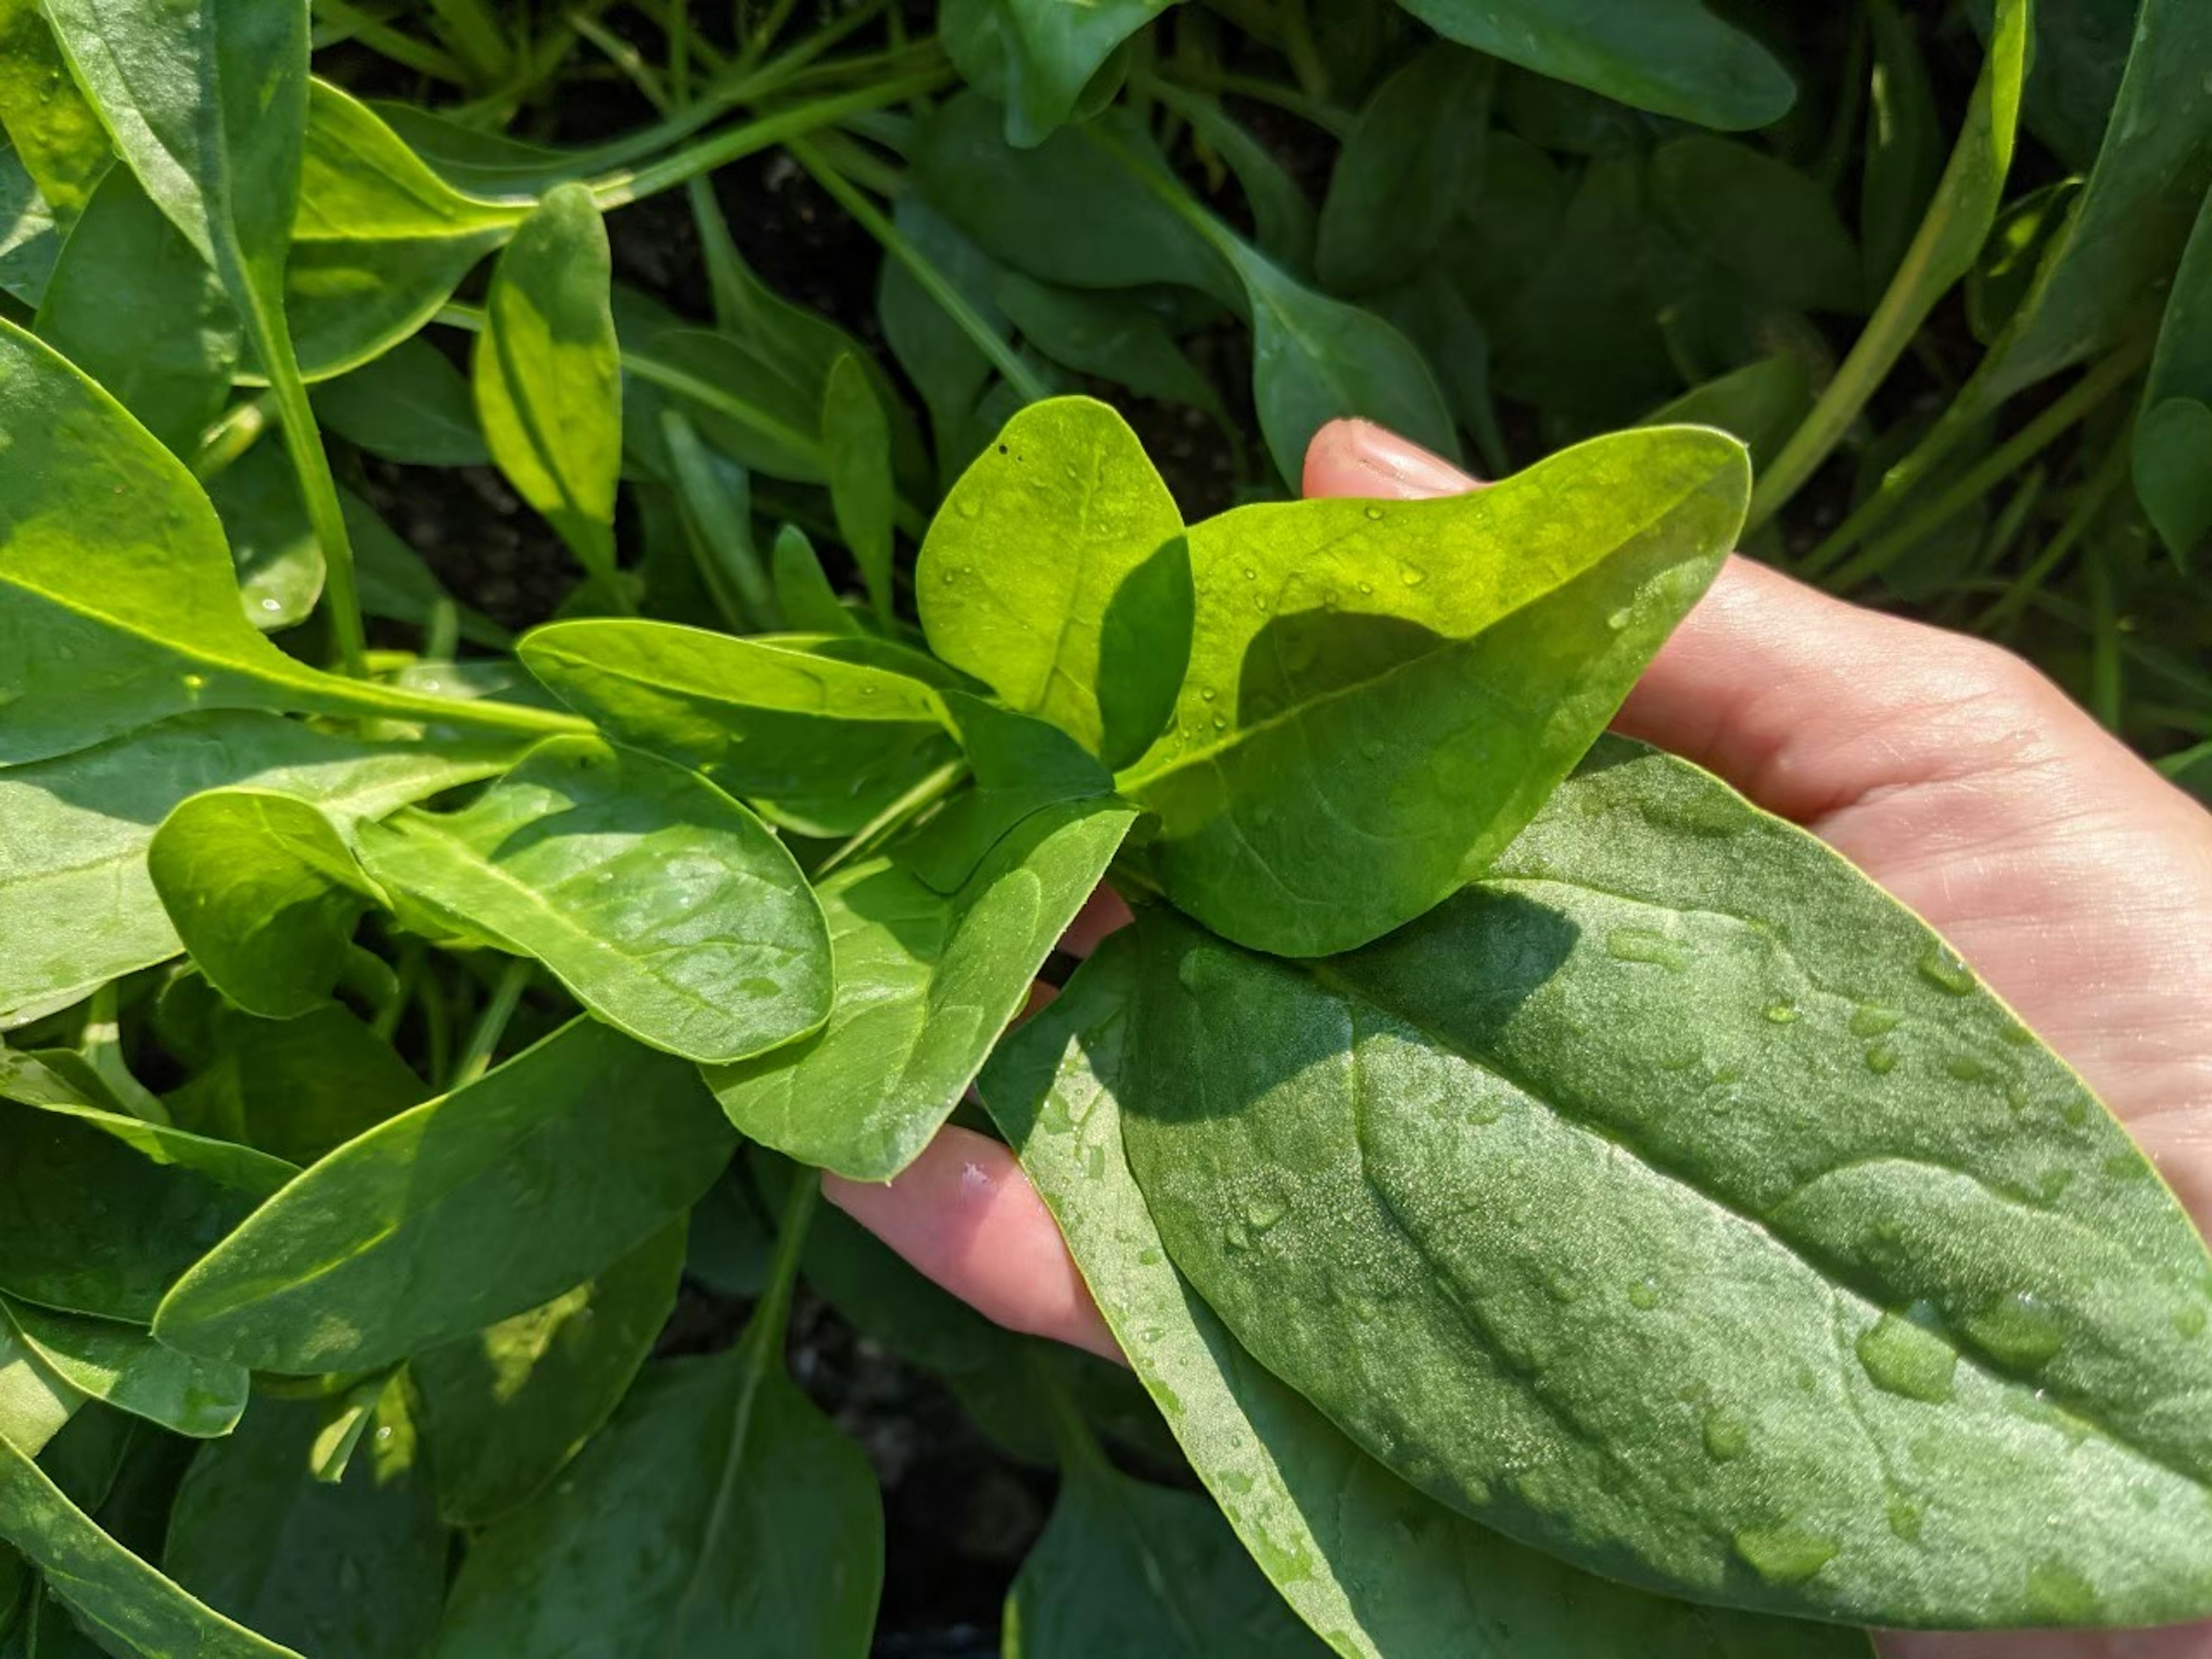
[0,1,106,229]
[942,0,1174,146]
[0,142,59,308]
[710,796,1135,1181]
[164,1393,443,1659]
[202,442,329,632]
[821,355,896,619]
[0,711,512,1030]
[1861,0,1943,297]
[152,1018,734,1374]
[474,184,625,608]
[518,620,962,838]
[1643,355,1815,473]
[993,275,1226,425]
[1317,47,1492,297]
[1121,740,2212,1627]
[164,1001,427,1168]
[1650,137,1862,317]
[980,940,1866,1659]
[355,736,831,1066]
[2135,185,2212,565]
[770,525,857,637]
[312,336,490,468]
[0,1304,81,1461]
[413,1221,683,1529]
[919,397,1190,769]
[0,1300,244,1441]
[1119,427,1746,956]
[31,166,237,458]
[1393,0,1795,131]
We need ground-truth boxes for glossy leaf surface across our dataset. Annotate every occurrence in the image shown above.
[1122,742,2212,1626]
[1120,427,1747,956]
[153,1018,734,1374]
[0,1300,244,1440]
[942,0,1172,146]
[355,736,831,1065]
[313,336,490,467]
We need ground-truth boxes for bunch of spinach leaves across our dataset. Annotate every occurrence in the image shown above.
[1,1,2210,1654]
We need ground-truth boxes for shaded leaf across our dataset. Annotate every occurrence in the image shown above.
[0,1299,244,1440]
[313,336,489,467]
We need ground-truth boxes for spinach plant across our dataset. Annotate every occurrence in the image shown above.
[2,1,2210,1656]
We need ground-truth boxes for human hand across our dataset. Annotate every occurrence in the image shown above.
[825,418,2212,1659]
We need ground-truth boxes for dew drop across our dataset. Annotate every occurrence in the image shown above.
[1544,1270,1584,1305]
[1886,1498,1924,1543]
[1607,927,1685,970]
[1918,942,1977,995]
[1199,686,1217,702]
[1850,1004,1902,1037]
[1732,1526,1837,1585]
[1763,1001,1800,1025]
[181,673,207,692]
[1702,1406,1750,1462]
[1864,1044,1898,1075]
[1362,504,1384,521]
[1606,607,1633,630]
[955,497,981,518]
[1211,714,1229,732]
[1946,1055,1996,1084]
[1357,580,1374,595]
[1137,1247,1162,1267]
[1397,563,1426,586]
[2171,1303,2206,1339]
[1856,1312,1958,1402]
[1243,566,1258,580]
[1246,1195,1287,1235]
[1627,1277,1661,1310]
[2024,1560,2098,1623]
[1958,1290,2063,1372]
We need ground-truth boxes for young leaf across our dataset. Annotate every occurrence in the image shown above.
[474,184,626,606]
[822,355,897,620]
[979,941,1864,1659]
[0,711,514,1029]
[518,620,961,838]
[311,336,490,467]
[32,166,238,458]
[1650,137,1862,316]
[919,397,1190,769]
[354,736,832,1066]
[0,1434,304,1659]
[1121,741,2212,1627]
[164,1395,444,1659]
[770,525,857,637]
[152,1018,734,1374]
[164,1001,427,1168]
[1643,355,1815,473]
[1393,0,1794,131]
[877,194,1013,474]
[993,275,1225,422]
[0,141,60,308]
[709,796,1135,1181]
[203,442,328,632]
[2135,186,2212,564]
[1317,47,1492,297]
[1118,427,1747,956]
[1861,0,1943,296]
[942,0,1173,146]
[148,790,385,1021]
[0,1300,245,1441]
[412,1221,683,1529]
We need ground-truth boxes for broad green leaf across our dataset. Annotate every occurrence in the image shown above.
[1393,0,1794,131]
[1643,355,1814,474]
[1006,1448,1334,1657]
[1157,90,1315,276]
[1861,0,1943,296]
[0,1300,244,1440]
[437,1343,881,1657]
[893,693,1118,893]
[0,1312,80,1463]
[1121,741,2212,1627]
[519,620,962,839]
[414,1221,683,1529]
[0,1092,292,1323]
[982,941,1862,1659]
[710,796,1134,1181]
[354,736,831,1066]
[32,166,237,457]
[1968,0,2211,412]
[202,442,327,631]
[1967,179,2082,347]
[149,791,384,1021]
[0,1433,302,1659]
[770,525,858,636]
[1651,137,1861,316]
[660,408,774,629]
[942,0,1174,146]
[0,711,513,1029]
[165,1395,442,1659]
[153,1018,734,1374]
[822,355,896,619]
[312,336,489,467]
[286,82,520,381]
[2135,185,2212,563]
[919,397,1190,768]
[475,185,624,600]
[0,1,108,224]
[994,275,1225,421]
[877,194,1012,474]
[0,142,59,308]
[1317,47,1491,297]
[165,1001,427,1167]
[1119,427,1747,957]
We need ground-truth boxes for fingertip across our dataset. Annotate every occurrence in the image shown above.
[1303,418,1482,501]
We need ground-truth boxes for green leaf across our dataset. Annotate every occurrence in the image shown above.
[475,184,624,602]
[32,166,237,458]
[0,1299,244,1440]
[151,1017,734,1374]
[436,1347,881,1657]
[0,0,109,225]
[1861,0,1943,296]
[821,355,896,619]
[1392,0,1795,131]
[414,1221,683,1529]
[164,1001,427,1168]
[994,274,1225,421]
[770,525,857,637]
[1317,47,1492,297]
[1974,0,2138,171]
[148,791,384,1021]
[980,940,1863,1659]
[0,711,513,1029]
[711,796,1134,1181]
[0,1089,293,1324]
[0,142,60,308]
[2135,185,2212,563]
[660,408,774,630]
[1119,427,1747,956]
[518,620,962,839]
[1651,137,1862,316]
[1120,740,2212,1627]
[164,1395,444,1659]
[942,0,1174,146]
[919,397,1190,769]
[0,1305,79,1463]
[877,194,1012,474]
[0,1433,303,1659]
[312,336,490,467]
[1643,355,1815,474]
[354,736,832,1065]
[202,442,327,632]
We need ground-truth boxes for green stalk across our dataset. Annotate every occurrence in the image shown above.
[817,759,967,879]
[426,0,513,85]
[452,958,533,1086]
[788,136,1052,405]
[296,674,594,740]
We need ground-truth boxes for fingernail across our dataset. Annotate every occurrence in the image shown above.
[1340,420,1475,494]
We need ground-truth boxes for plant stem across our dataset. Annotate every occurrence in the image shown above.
[452,957,533,1086]
[260,338,370,679]
[295,672,593,740]
[817,758,965,879]
[789,137,1052,405]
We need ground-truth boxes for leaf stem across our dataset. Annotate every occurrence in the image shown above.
[294,673,593,740]
[1973,427,2133,631]
[451,957,533,1086]
[816,758,966,879]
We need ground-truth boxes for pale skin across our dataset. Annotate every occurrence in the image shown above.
[827,418,2212,1658]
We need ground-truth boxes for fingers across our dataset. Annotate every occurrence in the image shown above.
[821,1127,1123,1365]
